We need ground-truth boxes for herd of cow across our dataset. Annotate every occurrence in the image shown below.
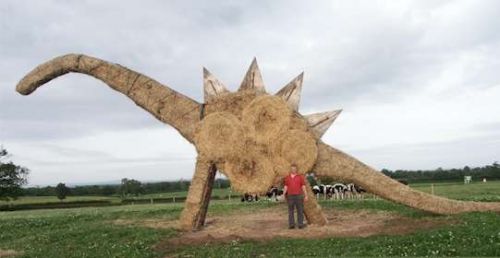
[241,183,368,202]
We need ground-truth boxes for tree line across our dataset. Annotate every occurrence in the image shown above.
[22,178,231,198]
[380,162,500,183]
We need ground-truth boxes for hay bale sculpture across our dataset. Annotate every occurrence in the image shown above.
[16,54,500,231]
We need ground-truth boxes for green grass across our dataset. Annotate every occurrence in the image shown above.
[411,180,500,201]
[1,181,499,257]
[0,204,179,258]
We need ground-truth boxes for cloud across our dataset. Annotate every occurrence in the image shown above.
[1,0,500,185]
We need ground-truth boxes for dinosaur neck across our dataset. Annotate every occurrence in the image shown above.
[16,54,201,142]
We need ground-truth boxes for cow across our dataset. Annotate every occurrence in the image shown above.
[312,184,321,199]
[266,186,284,201]
[332,183,347,200]
[345,183,367,199]
[241,193,259,202]
[312,184,334,200]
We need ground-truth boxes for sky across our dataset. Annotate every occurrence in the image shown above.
[1,0,500,186]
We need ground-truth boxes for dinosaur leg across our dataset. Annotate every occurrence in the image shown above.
[303,181,328,225]
[179,158,217,231]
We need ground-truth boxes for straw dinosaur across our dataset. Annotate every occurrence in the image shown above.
[16,54,500,231]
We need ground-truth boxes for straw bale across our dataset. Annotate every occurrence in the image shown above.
[222,154,275,194]
[272,129,318,174]
[242,95,292,144]
[195,112,243,161]
[194,112,244,161]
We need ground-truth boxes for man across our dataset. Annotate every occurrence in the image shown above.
[283,164,308,229]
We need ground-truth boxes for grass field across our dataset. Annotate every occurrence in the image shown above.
[0,181,499,257]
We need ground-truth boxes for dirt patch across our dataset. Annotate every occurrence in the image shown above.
[114,206,454,252]
[0,249,20,258]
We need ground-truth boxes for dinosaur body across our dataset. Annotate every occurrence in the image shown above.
[16,54,500,231]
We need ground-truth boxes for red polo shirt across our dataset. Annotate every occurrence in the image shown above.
[284,173,305,195]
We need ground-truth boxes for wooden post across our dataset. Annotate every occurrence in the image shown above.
[179,158,217,231]
[431,184,435,195]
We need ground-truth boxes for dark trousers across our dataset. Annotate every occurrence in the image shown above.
[287,194,304,227]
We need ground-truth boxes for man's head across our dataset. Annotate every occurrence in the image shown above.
[290,164,298,174]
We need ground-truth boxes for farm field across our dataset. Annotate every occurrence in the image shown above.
[0,181,499,257]
[0,188,235,207]
[410,181,500,201]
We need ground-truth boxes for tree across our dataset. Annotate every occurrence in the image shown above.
[55,183,70,201]
[120,178,143,198]
[0,147,29,201]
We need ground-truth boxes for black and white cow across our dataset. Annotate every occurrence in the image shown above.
[345,183,366,199]
[312,184,334,200]
[312,185,323,199]
[332,183,347,200]
[266,186,284,201]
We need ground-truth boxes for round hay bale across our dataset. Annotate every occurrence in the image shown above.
[272,129,318,173]
[194,112,244,161]
[242,95,292,144]
[222,155,275,194]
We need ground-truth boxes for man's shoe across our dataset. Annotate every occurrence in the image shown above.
[298,225,307,229]
[288,225,296,229]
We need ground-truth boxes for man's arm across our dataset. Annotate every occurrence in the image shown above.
[301,185,308,201]
[283,185,288,196]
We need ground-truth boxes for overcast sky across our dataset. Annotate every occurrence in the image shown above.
[1,0,500,186]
